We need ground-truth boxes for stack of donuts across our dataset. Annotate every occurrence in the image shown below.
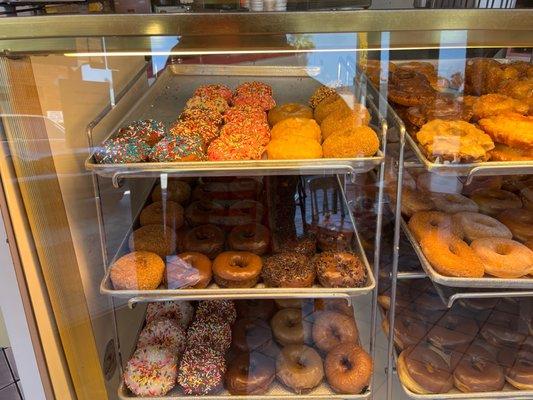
[400,171,533,279]
[379,279,533,394]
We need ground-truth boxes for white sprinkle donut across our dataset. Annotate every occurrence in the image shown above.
[417,172,463,194]
[137,319,186,354]
[431,193,479,214]
[124,345,177,397]
[453,212,512,242]
[145,301,194,329]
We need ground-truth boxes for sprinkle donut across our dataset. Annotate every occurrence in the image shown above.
[180,107,223,126]
[195,299,237,325]
[186,95,229,114]
[169,119,220,146]
[117,119,167,146]
[194,84,233,102]
[95,137,151,164]
[149,135,206,162]
[137,319,186,354]
[224,105,267,124]
[453,212,512,242]
[145,301,194,329]
[178,345,226,395]
[186,320,232,353]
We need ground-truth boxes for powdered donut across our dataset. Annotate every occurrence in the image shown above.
[453,212,512,242]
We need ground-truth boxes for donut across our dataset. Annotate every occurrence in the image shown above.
[110,251,164,290]
[321,104,371,140]
[397,344,454,394]
[226,352,275,395]
[165,252,212,289]
[506,350,533,390]
[521,188,533,210]
[420,232,484,277]
[270,117,321,143]
[314,299,354,317]
[526,240,533,251]
[276,344,324,394]
[325,343,373,394]
[128,225,177,259]
[235,81,273,97]
[145,300,194,328]
[194,84,233,102]
[219,119,270,147]
[309,86,338,109]
[401,187,435,217]
[169,119,219,146]
[427,314,478,351]
[381,311,430,350]
[207,132,265,161]
[95,136,151,164]
[462,176,503,196]
[312,252,367,288]
[151,180,191,204]
[266,136,322,159]
[228,200,264,224]
[233,92,276,112]
[224,105,267,125]
[185,200,225,226]
[498,208,533,242]
[415,292,449,314]
[490,143,533,162]
[471,238,533,278]
[408,211,463,242]
[470,189,522,216]
[322,126,379,158]
[116,119,167,147]
[312,311,359,352]
[458,298,498,312]
[137,319,186,354]
[195,299,236,325]
[262,252,315,287]
[182,224,225,259]
[227,223,270,255]
[212,251,263,288]
[232,318,273,352]
[274,234,316,257]
[314,95,348,123]
[417,172,463,194]
[274,299,310,309]
[149,134,206,162]
[268,104,313,126]
[179,107,223,126]
[454,344,505,392]
[431,193,478,214]
[453,212,512,242]
[186,95,229,114]
[270,308,313,346]
[472,93,529,120]
[177,345,226,395]
[236,299,275,320]
[481,312,528,348]
[140,201,184,230]
[186,320,232,353]
[124,345,177,397]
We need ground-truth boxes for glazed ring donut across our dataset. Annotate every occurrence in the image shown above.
[276,344,324,394]
[226,352,275,395]
[471,238,533,278]
[420,232,484,277]
[408,211,463,242]
[270,308,313,346]
[401,187,435,217]
[397,344,454,394]
[453,344,505,393]
[427,314,478,351]
[431,193,478,214]
[185,200,225,226]
[312,311,359,352]
[470,189,522,216]
[382,311,430,350]
[228,200,265,225]
[505,350,533,390]
[498,208,533,243]
[453,212,512,242]
[236,299,275,320]
[165,252,212,289]
[212,251,263,288]
[227,223,270,255]
[232,318,273,352]
[417,172,463,194]
[325,343,373,394]
[268,103,313,127]
[182,224,225,259]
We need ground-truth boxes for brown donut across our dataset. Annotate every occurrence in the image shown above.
[276,344,324,394]
[314,299,354,317]
[212,251,263,288]
[110,251,164,290]
[270,308,313,346]
[498,208,533,243]
[128,224,177,259]
[140,201,184,230]
[165,251,212,289]
[325,343,373,394]
[227,223,270,255]
[262,253,315,288]
[274,234,317,257]
[312,311,359,353]
[481,311,528,348]
[470,189,522,216]
[232,318,273,353]
[506,350,533,390]
[427,314,478,351]
[382,311,430,350]
[236,299,275,321]
[151,180,191,204]
[313,252,367,288]
[185,200,225,226]
[182,224,225,259]
[226,352,275,395]
[312,216,354,252]
[453,344,505,392]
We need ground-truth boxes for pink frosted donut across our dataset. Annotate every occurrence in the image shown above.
[137,319,186,354]
[431,193,478,214]
[186,320,232,353]
[145,301,194,329]
[453,212,512,242]
[124,345,177,397]
[417,172,463,194]
[471,238,533,278]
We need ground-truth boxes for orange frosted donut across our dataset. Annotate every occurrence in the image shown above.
[314,96,349,124]
[110,251,164,290]
[453,212,512,242]
[420,232,484,277]
[268,103,313,126]
[470,189,522,216]
[408,211,463,242]
[321,104,371,140]
[471,238,533,278]
[270,117,321,143]
[266,137,322,159]
[497,208,533,242]
[322,126,379,158]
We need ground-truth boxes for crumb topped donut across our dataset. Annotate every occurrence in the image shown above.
[110,251,164,290]
[128,224,177,258]
[262,252,315,287]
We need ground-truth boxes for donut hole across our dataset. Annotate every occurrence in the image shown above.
[296,356,308,369]
[340,355,353,371]
[448,244,459,255]
[230,257,248,268]
[328,326,342,341]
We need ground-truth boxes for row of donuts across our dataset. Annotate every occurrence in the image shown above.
[125,298,373,397]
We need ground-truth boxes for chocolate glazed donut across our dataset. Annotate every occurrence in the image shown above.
[226,352,275,395]
[481,312,528,348]
[232,318,273,353]
[383,311,430,350]
[182,224,225,259]
[236,299,275,320]
[453,344,505,393]
[427,314,478,351]
[506,350,533,390]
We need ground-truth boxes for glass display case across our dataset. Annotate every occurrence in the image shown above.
[0,9,531,400]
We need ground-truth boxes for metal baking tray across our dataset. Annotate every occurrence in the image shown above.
[400,218,533,290]
[85,64,386,186]
[100,176,376,305]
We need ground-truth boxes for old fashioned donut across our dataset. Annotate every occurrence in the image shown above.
[427,314,478,351]
[454,344,505,392]
[268,103,313,126]
[232,318,273,352]
[420,232,484,277]
[313,252,367,288]
[128,225,177,259]
[236,299,275,320]
[165,252,212,289]
[498,208,533,242]
[226,352,275,395]
[382,311,430,350]
[471,238,533,278]
[417,173,463,194]
[182,224,225,259]
[137,319,186,354]
[212,251,263,288]
[506,350,533,390]
[453,212,512,242]
[185,200,225,226]
[262,252,315,287]
[227,223,270,255]
[401,187,435,217]
[151,180,191,204]
[195,299,236,325]
[140,201,184,230]
[408,211,463,242]
[145,300,194,328]
[325,342,373,394]
[397,344,454,394]
[270,308,313,346]
[470,189,522,216]
[312,311,359,352]
[276,344,324,394]
[462,176,503,196]
[431,193,478,214]
[110,251,164,290]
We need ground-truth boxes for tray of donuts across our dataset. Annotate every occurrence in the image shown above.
[378,280,533,398]
[119,298,374,399]
[101,175,376,299]
[398,170,533,288]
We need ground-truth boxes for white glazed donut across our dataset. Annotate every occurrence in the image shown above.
[145,301,194,329]
[137,319,186,354]
[417,172,463,194]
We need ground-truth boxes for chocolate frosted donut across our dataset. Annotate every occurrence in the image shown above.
[427,314,478,351]
[382,310,430,350]
[232,318,273,352]
[506,350,533,390]
[236,299,275,321]
[226,352,275,395]
[481,311,528,348]
[182,224,224,260]
[313,252,367,288]
[185,200,225,226]
[227,223,270,255]
[453,344,505,393]
[262,252,315,288]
